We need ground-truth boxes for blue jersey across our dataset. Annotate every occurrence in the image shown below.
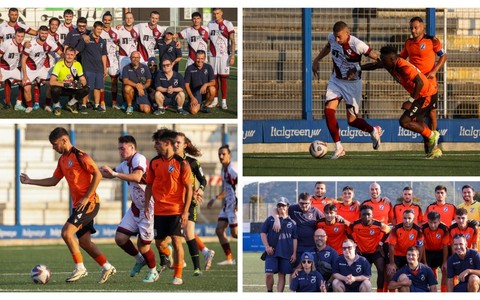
[76,33,108,73]
[157,40,182,65]
[314,245,339,281]
[333,254,371,278]
[392,262,437,292]
[184,62,214,90]
[447,248,480,279]
[261,216,297,259]
[288,204,324,250]
[290,270,324,292]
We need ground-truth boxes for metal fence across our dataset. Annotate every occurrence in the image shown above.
[243,8,480,120]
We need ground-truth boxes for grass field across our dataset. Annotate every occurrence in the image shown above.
[0,241,237,292]
[0,58,237,120]
[243,151,480,176]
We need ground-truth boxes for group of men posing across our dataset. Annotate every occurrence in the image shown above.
[0,8,235,115]
[262,181,480,292]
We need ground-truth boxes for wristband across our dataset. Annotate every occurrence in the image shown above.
[112,171,118,177]
[408,97,415,103]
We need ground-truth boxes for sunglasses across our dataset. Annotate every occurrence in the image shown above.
[162,64,172,67]
[342,246,354,251]
[302,260,312,264]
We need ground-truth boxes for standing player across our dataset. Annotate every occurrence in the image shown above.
[117,12,139,76]
[312,21,381,159]
[391,186,423,225]
[101,11,122,109]
[362,182,392,224]
[134,10,165,63]
[332,239,372,292]
[19,127,116,284]
[57,9,75,46]
[207,8,236,110]
[156,27,182,73]
[184,50,216,113]
[207,144,238,266]
[315,203,349,255]
[144,128,194,285]
[400,16,447,158]
[0,27,24,110]
[458,185,480,223]
[336,186,361,223]
[310,181,338,213]
[449,208,478,250]
[447,234,480,292]
[424,185,456,227]
[100,135,158,283]
[178,12,209,68]
[0,8,37,42]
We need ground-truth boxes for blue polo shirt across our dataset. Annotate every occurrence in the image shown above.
[290,270,324,292]
[447,248,480,279]
[261,216,297,260]
[121,63,152,85]
[333,254,371,277]
[154,71,185,91]
[288,204,324,251]
[392,262,437,292]
[157,40,182,66]
[314,245,339,281]
[75,33,107,73]
[184,62,214,90]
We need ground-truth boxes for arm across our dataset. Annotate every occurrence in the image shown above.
[228,31,235,66]
[100,166,143,183]
[410,74,424,99]
[447,278,454,292]
[260,232,274,256]
[427,53,447,79]
[21,53,29,85]
[312,42,330,78]
[79,75,87,87]
[182,182,193,228]
[102,55,107,77]
[387,243,397,275]
[441,244,448,273]
[291,238,297,264]
[77,166,102,210]
[49,74,64,88]
[184,82,198,105]
[144,184,153,219]
[200,79,215,94]
[20,173,61,187]
[387,276,411,290]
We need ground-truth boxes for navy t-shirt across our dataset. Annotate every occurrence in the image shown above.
[184,62,214,90]
[261,216,297,260]
[75,33,107,73]
[392,262,437,291]
[154,71,185,91]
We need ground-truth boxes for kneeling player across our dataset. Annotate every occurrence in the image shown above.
[332,239,372,292]
[447,234,480,292]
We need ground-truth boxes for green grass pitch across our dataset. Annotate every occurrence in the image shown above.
[0,241,237,292]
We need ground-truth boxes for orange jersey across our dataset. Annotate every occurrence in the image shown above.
[146,154,193,216]
[53,147,99,208]
[336,202,361,223]
[316,218,349,255]
[389,57,437,97]
[424,202,457,227]
[311,196,338,214]
[392,203,423,225]
[362,198,392,224]
[400,35,444,76]
[388,223,424,257]
[422,222,449,251]
[449,223,478,248]
[349,219,389,254]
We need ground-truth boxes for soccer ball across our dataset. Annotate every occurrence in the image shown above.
[31,264,51,284]
[309,140,328,159]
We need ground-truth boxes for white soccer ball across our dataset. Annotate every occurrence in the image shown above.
[31,264,52,284]
[309,140,328,159]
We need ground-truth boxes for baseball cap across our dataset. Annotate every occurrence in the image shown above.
[165,27,175,35]
[148,57,158,66]
[277,197,289,207]
[301,252,314,261]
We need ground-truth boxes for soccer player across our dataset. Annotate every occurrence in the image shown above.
[0,7,37,42]
[458,185,480,222]
[391,186,423,225]
[174,132,209,275]
[21,25,63,113]
[184,50,216,113]
[449,208,478,250]
[349,204,391,292]
[0,27,24,110]
[315,203,349,255]
[121,51,152,115]
[153,58,188,115]
[362,182,392,224]
[99,135,158,283]
[57,9,75,46]
[134,10,165,63]
[424,185,456,227]
[75,21,108,113]
[19,127,116,284]
[311,181,338,213]
[400,16,447,158]
[375,46,440,157]
[447,234,480,292]
[336,186,361,223]
[261,198,298,292]
[156,27,182,73]
[49,47,90,116]
[332,239,372,292]
[313,228,339,291]
[144,128,193,285]
[101,11,122,109]
[312,21,381,159]
[290,252,326,292]
[207,8,236,110]
[117,12,139,76]
[388,246,438,292]
[178,11,209,68]
[422,211,449,292]
[207,144,238,266]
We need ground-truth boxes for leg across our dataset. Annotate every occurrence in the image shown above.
[277,273,286,292]
[373,255,385,291]
[216,219,234,264]
[266,273,274,292]
[171,235,184,281]
[468,274,480,292]
[123,86,135,114]
[332,278,346,292]
[359,279,372,292]
[324,99,346,159]
[396,274,410,292]
[184,220,201,273]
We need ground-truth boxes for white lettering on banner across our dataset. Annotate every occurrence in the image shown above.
[243,130,256,140]
[270,126,321,139]
[398,127,420,139]
[49,228,62,237]
[340,127,375,139]
[0,229,17,238]
[22,229,46,238]
[205,226,217,235]
[460,126,480,139]
[101,228,117,236]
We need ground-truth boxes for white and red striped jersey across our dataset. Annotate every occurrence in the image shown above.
[134,23,165,62]
[222,161,237,207]
[0,38,23,70]
[328,33,371,80]
[23,37,61,70]
[57,23,75,46]
[46,31,62,61]
[208,19,234,57]
[101,28,120,61]
[0,22,30,41]
[117,25,139,57]
[178,25,209,62]
[114,152,149,211]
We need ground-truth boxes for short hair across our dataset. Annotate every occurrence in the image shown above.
[462,185,475,192]
[196,49,207,56]
[343,185,354,192]
[406,246,420,254]
[93,21,104,29]
[380,46,398,57]
[150,10,160,17]
[64,46,76,53]
[49,127,69,143]
[15,27,25,34]
[333,21,348,33]
[63,9,74,16]
[118,135,137,149]
[125,12,134,18]
[342,238,355,245]
[435,185,447,193]
[192,12,202,19]
[152,128,177,144]
[8,8,18,14]
[360,204,373,212]
[298,192,311,202]
[456,208,468,216]
[38,25,49,32]
[403,186,413,192]
[410,16,424,23]
[315,181,326,188]
[427,211,440,221]
[324,203,337,213]
[219,144,231,154]
[49,17,60,26]
[77,17,88,25]
[102,11,113,20]
[403,209,414,216]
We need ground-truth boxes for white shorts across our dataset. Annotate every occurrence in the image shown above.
[218,205,237,226]
[209,56,230,76]
[325,75,363,115]
[107,54,120,77]
[1,68,22,82]
[24,67,49,84]
[117,207,154,243]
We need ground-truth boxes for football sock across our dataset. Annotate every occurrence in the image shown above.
[186,239,201,270]
[195,234,206,252]
[422,126,433,139]
[67,99,78,106]
[324,108,341,143]
[221,242,232,258]
[120,239,139,256]
[173,262,183,279]
[220,77,228,98]
[4,81,11,105]
[335,141,342,150]
[45,98,51,107]
[348,118,373,133]
[94,253,107,266]
[142,248,156,269]
[101,262,112,270]
[76,263,86,270]
[214,77,219,97]
[34,86,40,103]
[72,252,83,264]
[441,284,447,292]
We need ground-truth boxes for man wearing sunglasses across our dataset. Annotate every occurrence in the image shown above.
[332,239,372,292]
[153,58,187,115]
[447,234,480,292]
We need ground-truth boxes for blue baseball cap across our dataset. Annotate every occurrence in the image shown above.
[301,252,314,261]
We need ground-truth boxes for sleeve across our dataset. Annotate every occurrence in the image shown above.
[51,61,61,77]
[441,227,450,245]
[101,39,108,56]
[78,153,97,174]
[191,159,207,189]
[332,257,340,274]
[427,267,439,286]
[260,217,271,234]
[178,28,186,40]
[52,160,64,179]
[388,228,397,246]
[177,73,185,89]
[363,258,372,276]
[145,66,152,80]
[432,36,445,56]
[399,41,409,59]
[289,276,299,292]
[175,46,182,58]
[207,64,215,81]
[184,68,191,83]
[75,37,86,53]
[74,62,84,77]
[181,160,194,186]
[132,154,147,173]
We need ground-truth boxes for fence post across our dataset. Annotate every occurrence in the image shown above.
[15,125,22,225]
[303,8,313,121]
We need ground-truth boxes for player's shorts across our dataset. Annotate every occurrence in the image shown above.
[119,56,131,76]
[134,89,150,105]
[67,201,99,238]
[1,68,22,83]
[344,280,362,292]
[154,214,183,240]
[425,249,443,269]
[188,199,198,222]
[361,251,384,265]
[404,95,435,120]
[116,207,154,244]
[265,256,293,275]
[410,285,429,292]
[394,255,408,269]
[326,75,362,115]
[218,206,237,226]
[107,55,120,77]
[160,91,180,106]
[453,281,468,292]
[24,67,49,84]
[191,88,207,104]
[209,56,230,76]
[85,71,105,90]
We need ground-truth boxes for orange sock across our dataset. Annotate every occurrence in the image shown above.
[94,253,107,266]
[441,284,447,292]
[421,126,433,139]
[173,262,183,278]
[195,234,205,251]
[377,287,385,292]
[161,246,171,257]
[72,252,83,264]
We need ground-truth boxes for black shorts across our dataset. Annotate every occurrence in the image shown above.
[362,251,384,265]
[67,202,99,238]
[394,255,408,269]
[154,215,183,240]
[188,199,198,222]
[404,94,436,120]
[425,249,443,269]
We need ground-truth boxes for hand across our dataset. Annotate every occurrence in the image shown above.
[200,84,207,94]
[345,274,355,285]
[167,86,174,94]
[426,70,436,79]
[387,263,397,276]
[19,173,31,184]
[229,55,235,66]
[459,269,470,282]
[181,211,188,228]
[77,197,89,212]
[312,59,320,79]
[83,35,91,42]
[191,97,199,106]
[207,198,215,209]
[100,165,114,177]
[346,67,356,80]
[289,253,296,264]
[195,188,204,205]
[401,101,412,110]
[265,245,274,256]
[144,203,150,219]
[320,280,327,292]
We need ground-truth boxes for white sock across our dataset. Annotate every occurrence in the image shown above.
[76,263,86,270]
[67,99,78,106]
[54,103,61,108]
[102,262,112,270]
[202,248,210,256]
[335,142,342,150]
